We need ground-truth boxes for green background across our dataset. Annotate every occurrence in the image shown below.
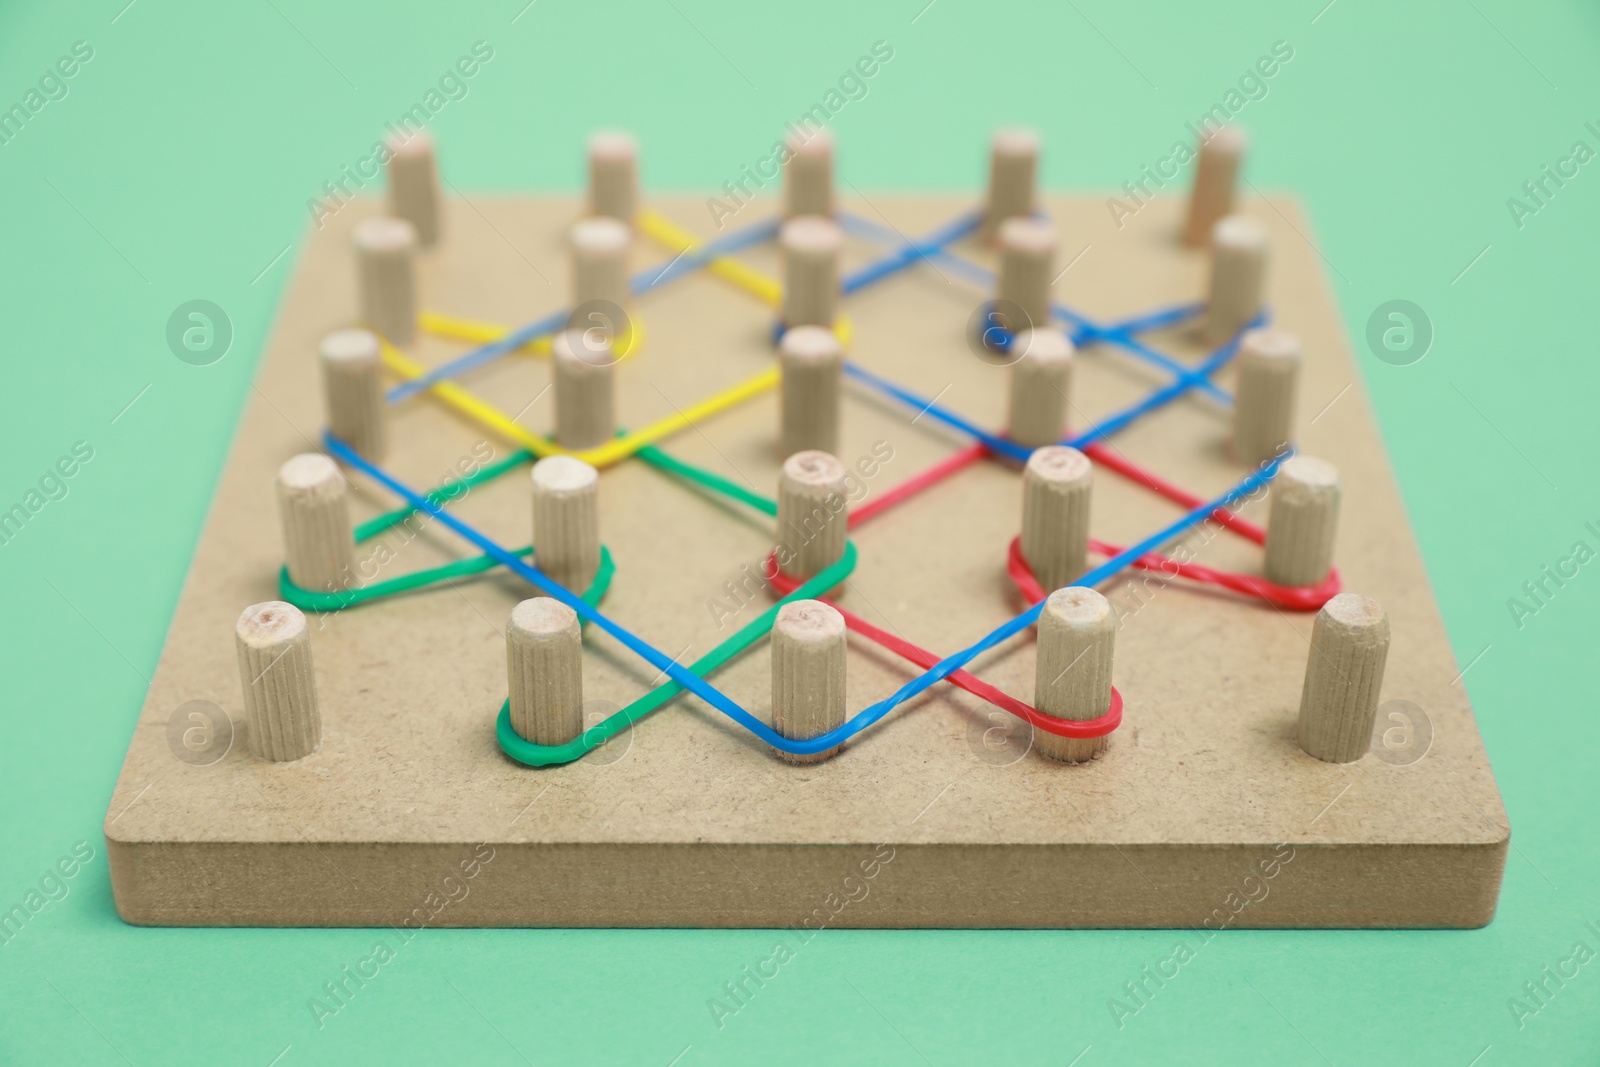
[1,0,1596,1063]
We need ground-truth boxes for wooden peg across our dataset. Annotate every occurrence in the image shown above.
[276,454,353,593]
[588,131,639,225]
[531,455,601,595]
[779,325,843,457]
[507,597,585,746]
[770,599,848,764]
[1204,214,1268,345]
[1183,125,1247,247]
[319,328,388,462]
[385,131,442,248]
[985,127,1040,234]
[352,216,418,346]
[570,216,631,312]
[1297,593,1390,763]
[1033,587,1115,763]
[1007,327,1074,448]
[780,216,841,329]
[552,328,616,451]
[1021,445,1092,594]
[997,217,1057,334]
[776,450,849,580]
[783,128,835,218]
[235,601,321,762]
[1264,455,1340,587]
[1232,327,1301,467]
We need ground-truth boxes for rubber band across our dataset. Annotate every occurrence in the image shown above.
[841,359,1034,462]
[379,339,779,470]
[325,432,863,758]
[1065,331,1249,450]
[848,443,989,527]
[833,209,1235,405]
[282,546,616,615]
[387,214,781,402]
[1007,536,1339,614]
[496,544,857,766]
[1079,442,1269,542]
[776,318,1242,463]
[764,553,1122,739]
[357,447,539,541]
[636,209,784,305]
[276,439,618,614]
[418,309,644,363]
[839,209,983,295]
[638,209,857,348]
[643,211,1328,630]
[327,428,1282,761]
[273,205,1346,767]
[387,305,569,404]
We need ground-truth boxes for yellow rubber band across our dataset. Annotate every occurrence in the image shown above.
[379,340,777,470]
[381,208,834,471]
[418,311,644,362]
[636,210,782,305]
[635,209,854,347]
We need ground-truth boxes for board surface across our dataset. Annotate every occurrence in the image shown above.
[103,192,1509,928]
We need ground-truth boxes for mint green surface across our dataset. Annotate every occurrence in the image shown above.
[1,0,1596,1062]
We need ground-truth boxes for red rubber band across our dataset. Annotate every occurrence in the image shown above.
[776,418,1341,744]
[1080,441,1266,544]
[1008,536,1341,613]
[856,436,1340,612]
[849,443,988,528]
[765,553,1122,739]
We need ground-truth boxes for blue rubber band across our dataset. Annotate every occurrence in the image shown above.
[1066,319,1262,449]
[324,431,1285,756]
[841,360,1034,463]
[386,215,781,404]
[835,209,1233,405]
[840,209,983,295]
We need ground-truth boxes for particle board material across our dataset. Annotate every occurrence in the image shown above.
[103,193,1509,928]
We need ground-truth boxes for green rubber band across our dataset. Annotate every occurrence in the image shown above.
[281,544,615,616]
[491,438,835,765]
[347,430,773,560]
[634,443,778,516]
[355,447,538,543]
[279,419,825,765]
[496,541,856,766]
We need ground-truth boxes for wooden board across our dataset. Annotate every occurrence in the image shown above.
[102,192,1509,928]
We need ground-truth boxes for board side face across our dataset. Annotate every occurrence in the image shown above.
[108,840,1506,929]
[103,193,1508,928]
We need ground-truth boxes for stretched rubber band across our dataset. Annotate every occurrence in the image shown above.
[330,427,1285,761]
[839,209,983,295]
[282,545,615,615]
[357,447,538,540]
[639,209,857,347]
[379,339,779,470]
[278,440,618,614]
[418,309,643,363]
[388,213,780,401]
[496,544,857,766]
[287,205,1344,767]
[765,553,1122,739]
[1007,537,1339,614]
[833,209,1233,404]
[344,424,1280,764]
[777,320,1242,463]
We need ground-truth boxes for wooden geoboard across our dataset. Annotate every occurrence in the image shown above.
[104,192,1509,928]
